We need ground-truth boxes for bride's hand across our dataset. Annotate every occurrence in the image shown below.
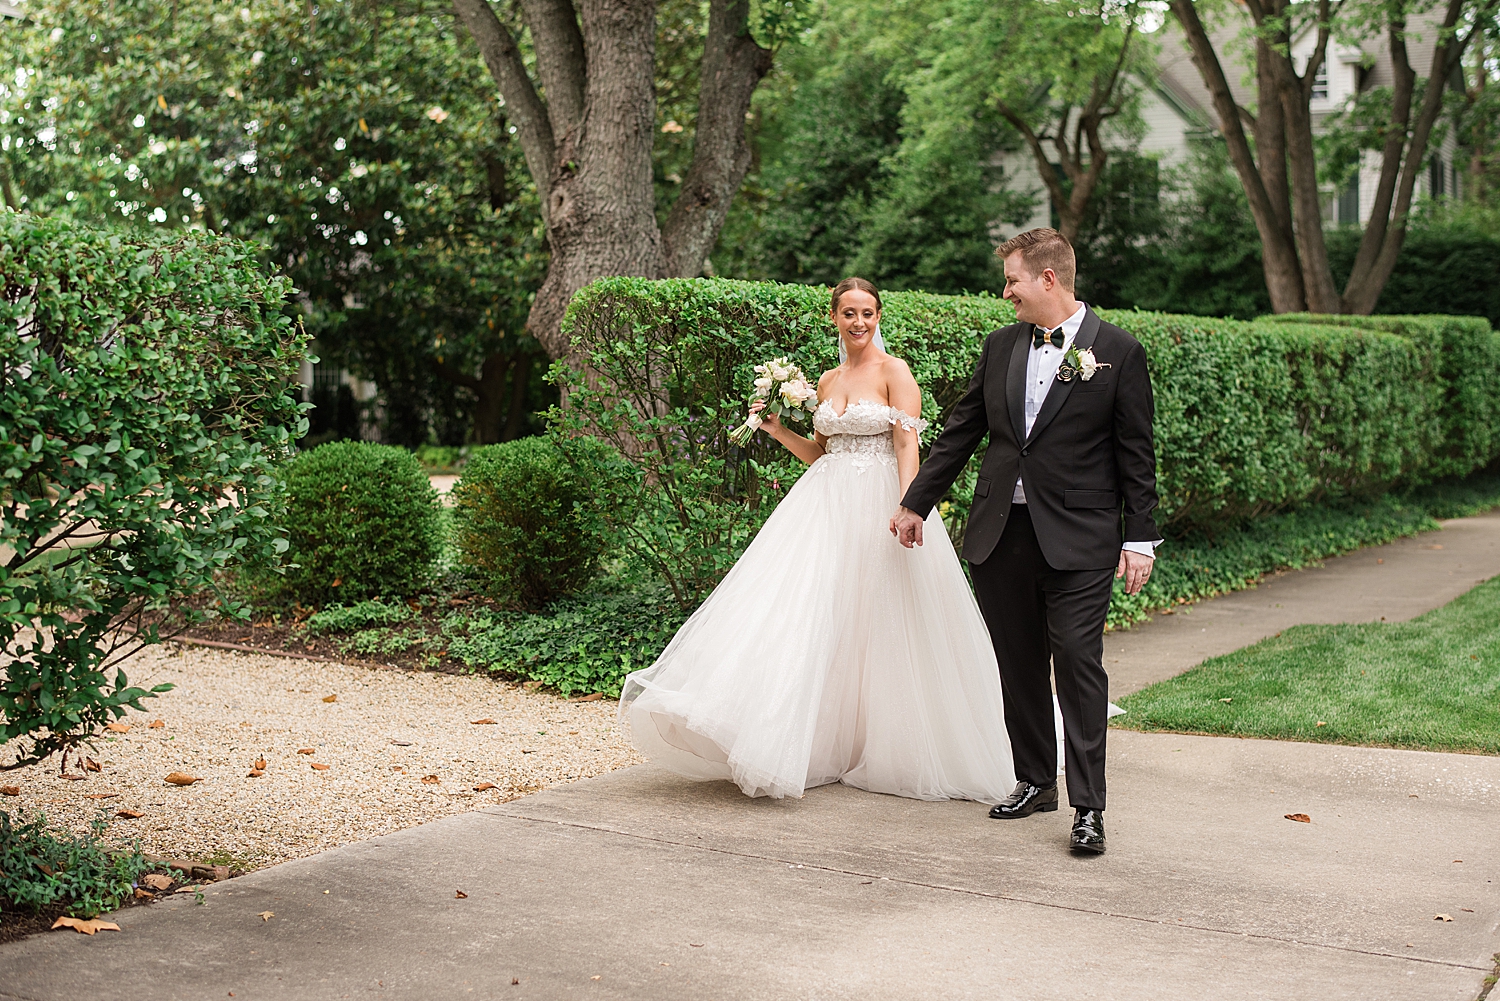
[750,400,781,432]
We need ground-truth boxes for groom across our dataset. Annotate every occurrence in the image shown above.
[890,228,1160,855]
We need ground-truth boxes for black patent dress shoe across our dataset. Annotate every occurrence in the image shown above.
[988,781,1060,819]
[1069,809,1106,854]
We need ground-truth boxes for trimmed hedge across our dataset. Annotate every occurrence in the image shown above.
[561,279,1500,560]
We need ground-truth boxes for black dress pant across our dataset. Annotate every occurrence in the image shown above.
[969,504,1114,811]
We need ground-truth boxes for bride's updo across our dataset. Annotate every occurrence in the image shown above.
[831,276,882,313]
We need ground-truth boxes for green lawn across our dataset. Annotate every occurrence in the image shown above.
[1113,575,1500,754]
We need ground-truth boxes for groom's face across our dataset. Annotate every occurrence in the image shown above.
[1002,252,1055,324]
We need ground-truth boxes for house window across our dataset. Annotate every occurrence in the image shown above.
[1337,174,1360,225]
[1311,60,1328,100]
[1429,156,1446,198]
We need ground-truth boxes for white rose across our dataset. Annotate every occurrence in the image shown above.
[1077,348,1099,380]
[753,376,773,392]
[780,379,810,405]
[745,413,763,431]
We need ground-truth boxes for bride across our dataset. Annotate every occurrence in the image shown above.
[619,277,1016,803]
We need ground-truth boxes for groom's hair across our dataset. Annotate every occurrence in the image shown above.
[996,228,1076,292]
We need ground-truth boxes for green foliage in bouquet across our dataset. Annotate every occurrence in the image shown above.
[450,437,623,609]
[274,442,442,606]
[0,213,306,771]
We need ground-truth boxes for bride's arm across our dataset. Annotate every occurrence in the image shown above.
[887,360,923,497]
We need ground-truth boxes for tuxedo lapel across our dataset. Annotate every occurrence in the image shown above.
[1024,307,1100,447]
[1006,325,1031,446]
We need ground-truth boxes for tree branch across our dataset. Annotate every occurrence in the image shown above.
[660,0,773,277]
[452,0,557,220]
[518,0,587,143]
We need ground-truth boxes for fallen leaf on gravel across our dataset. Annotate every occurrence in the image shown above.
[511,978,519,985]
[163,772,200,786]
[1435,913,1453,922]
[473,782,496,791]
[1462,908,1475,912]
[141,874,173,890]
[84,757,102,772]
[297,748,315,754]
[105,722,131,733]
[390,740,413,746]
[254,757,266,770]
[392,767,405,773]
[148,720,165,728]
[568,693,603,703]
[258,911,274,921]
[1284,813,1311,823]
[592,975,601,981]
[134,888,154,900]
[421,775,440,784]
[61,773,87,781]
[247,769,264,778]
[454,890,468,899]
[568,730,579,735]
[310,763,330,771]
[690,943,703,948]
[470,718,496,725]
[83,793,118,800]
[51,917,120,935]
[0,786,17,796]
[116,809,144,819]
[522,681,543,691]
[322,695,338,703]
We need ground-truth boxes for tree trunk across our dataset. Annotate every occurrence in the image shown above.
[1342,0,1485,313]
[502,352,536,440]
[1170,0,1308,312]
[432,351,515,444]
[453,0,772,362]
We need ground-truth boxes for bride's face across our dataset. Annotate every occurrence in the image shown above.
[832,290,880,355]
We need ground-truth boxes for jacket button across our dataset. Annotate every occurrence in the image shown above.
[1021,449,1029,457]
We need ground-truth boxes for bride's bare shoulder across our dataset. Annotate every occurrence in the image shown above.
[881,353,916,384]
[817,367,842,391]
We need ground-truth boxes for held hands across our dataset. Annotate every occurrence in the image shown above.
[890,506,925,548]
[1116,549,1153,596]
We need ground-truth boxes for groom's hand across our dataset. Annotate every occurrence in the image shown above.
[890,506,925,548]
[1117,549,1153,595]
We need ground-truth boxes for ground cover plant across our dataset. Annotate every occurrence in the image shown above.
[1114,574,1500,754]
[0,213,306,771]
[0,812,151,923]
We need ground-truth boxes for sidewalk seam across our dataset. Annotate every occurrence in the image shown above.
[488,810,1489,974]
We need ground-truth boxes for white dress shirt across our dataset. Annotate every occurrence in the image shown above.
[1012,303,1159,560]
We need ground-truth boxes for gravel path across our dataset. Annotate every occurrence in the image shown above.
[0,644,642,869]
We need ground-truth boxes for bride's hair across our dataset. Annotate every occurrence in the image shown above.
[831,277,881,313]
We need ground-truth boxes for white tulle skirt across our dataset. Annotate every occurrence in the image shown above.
[620,440,1017,802]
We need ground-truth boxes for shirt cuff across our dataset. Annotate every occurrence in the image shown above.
[1122,540,1162,559]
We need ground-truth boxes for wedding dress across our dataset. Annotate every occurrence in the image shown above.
[620,399,1017,802]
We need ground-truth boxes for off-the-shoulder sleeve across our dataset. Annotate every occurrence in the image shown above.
[889,409,929,434]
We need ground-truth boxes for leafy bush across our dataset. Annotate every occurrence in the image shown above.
[561,278,1500,589]
[304,599,413,636]
[0,811,151,918]
[450,437,622,609]
[275,442,442,605]
[444,585,690,697]
[1,213,306,770]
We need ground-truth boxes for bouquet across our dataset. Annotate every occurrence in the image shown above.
[728,356,818,446]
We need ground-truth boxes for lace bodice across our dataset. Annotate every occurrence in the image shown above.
[813,400,928,470]
[812,399,927,438]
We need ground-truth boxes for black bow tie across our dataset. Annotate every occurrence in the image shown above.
[1032,326,1065,349]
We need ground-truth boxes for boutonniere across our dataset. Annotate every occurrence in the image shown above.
[1057,346,1111,383]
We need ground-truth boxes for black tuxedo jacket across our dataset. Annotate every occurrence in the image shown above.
[900,306,1160,570]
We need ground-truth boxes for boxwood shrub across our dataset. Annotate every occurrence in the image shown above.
[275,441,442,605]
[451,437,620,609]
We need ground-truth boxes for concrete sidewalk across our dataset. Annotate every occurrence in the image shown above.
[1,733,1496,1000]
[1107,509,1500,695]
[3,511,1498,1000]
